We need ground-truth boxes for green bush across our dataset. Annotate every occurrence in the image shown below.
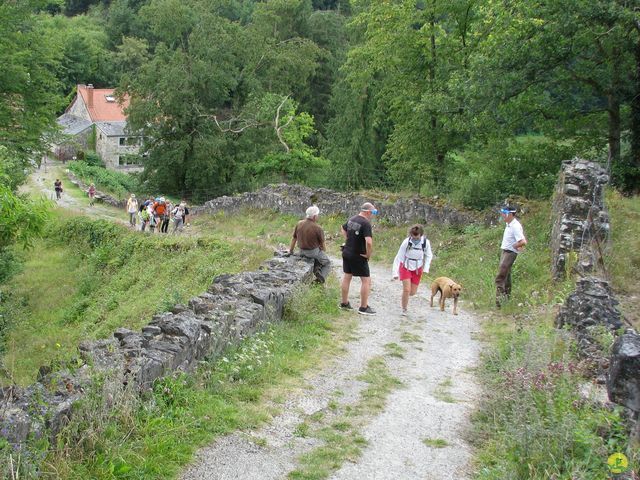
[448,136,575,209]
[66,161,141,199]
[84,151,105,167]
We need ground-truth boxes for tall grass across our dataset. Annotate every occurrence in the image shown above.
[470,192,640,479]
[472,317,634,479]
[0,214,274,385]
[605,190,640,328]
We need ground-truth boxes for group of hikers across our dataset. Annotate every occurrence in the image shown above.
[289,202,526,315]
[125,194,189,234]
[53,178,189,234]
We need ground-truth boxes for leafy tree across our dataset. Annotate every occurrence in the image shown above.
[0,1,64,166]
[124,0,324,201]
[105,0,149,48]
[468,1,637,188]
[0,147,50,254]
[301,10,349,139]
[325,0,478,191]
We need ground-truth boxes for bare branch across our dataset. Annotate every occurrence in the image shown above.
[274,95,292,153]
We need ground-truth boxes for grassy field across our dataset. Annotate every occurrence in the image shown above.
[0,212,274,385]
[606,190,640,328]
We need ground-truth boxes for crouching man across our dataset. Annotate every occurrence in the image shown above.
[289,205,331,284]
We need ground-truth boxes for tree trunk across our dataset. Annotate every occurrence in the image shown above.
[607,92,621,173]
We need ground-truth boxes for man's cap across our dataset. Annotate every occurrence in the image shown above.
[361,202,378,214]
[500,206,517,214]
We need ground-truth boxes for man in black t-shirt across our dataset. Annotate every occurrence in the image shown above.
[340,202,378,315]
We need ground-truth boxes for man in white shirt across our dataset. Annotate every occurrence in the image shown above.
[495,206,527,307]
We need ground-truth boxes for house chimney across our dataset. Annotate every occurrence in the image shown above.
[87,84,94,107]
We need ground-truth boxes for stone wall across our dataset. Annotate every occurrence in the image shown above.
[197,184,481,227]
[0,254,314,447]
[550,158,610,281]
[551,158,639,438]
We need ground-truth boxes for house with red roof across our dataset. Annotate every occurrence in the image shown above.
[54,84,142,171]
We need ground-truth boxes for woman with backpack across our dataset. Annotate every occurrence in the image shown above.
[171,202,186,234]
[392,224,433,317]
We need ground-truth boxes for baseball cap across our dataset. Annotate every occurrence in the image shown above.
[500,207,517,214]
[361,203,378,214]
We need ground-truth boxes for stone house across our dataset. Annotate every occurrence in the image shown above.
[53,84,143,171]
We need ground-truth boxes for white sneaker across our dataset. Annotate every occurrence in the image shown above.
[401,309,408,317]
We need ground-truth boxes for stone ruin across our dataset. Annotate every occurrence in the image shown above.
[197,183,481,228]
[0,254,315,447]
[552,158,639,442]
[550,158,610,281]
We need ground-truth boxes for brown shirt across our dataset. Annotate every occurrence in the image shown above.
[293,218,325,250]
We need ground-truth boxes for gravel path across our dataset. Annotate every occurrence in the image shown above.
[181,260,482,480]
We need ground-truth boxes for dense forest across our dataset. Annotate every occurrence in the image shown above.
[1,0,639,211]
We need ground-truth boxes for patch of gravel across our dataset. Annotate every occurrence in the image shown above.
[181,259,482,480]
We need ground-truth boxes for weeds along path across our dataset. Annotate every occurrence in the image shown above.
[181,259,481,480]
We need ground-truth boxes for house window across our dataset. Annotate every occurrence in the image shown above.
[119,137,125,146]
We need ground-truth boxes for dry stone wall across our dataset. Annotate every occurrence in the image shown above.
[551,158,639,438]
[0,254,314,447]
[550,159,610,281]
[197,183,480,227]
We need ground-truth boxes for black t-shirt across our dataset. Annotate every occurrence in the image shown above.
[342,214,372,258]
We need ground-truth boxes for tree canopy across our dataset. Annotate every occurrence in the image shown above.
[2,0,639,208]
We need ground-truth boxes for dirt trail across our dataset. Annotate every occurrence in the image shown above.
[23,159,129,225]
[181,259,481,480]
[25,167,482,478]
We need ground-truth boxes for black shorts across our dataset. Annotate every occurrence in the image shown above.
[342,255,370,277]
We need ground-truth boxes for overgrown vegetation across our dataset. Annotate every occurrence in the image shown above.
[605,191,640,328]
[66,160,142,199]
[472,319,636,479]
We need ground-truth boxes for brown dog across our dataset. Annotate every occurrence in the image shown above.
[430,277,462,315]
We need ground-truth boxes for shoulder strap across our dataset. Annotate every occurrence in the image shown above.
[404,236,412,256]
